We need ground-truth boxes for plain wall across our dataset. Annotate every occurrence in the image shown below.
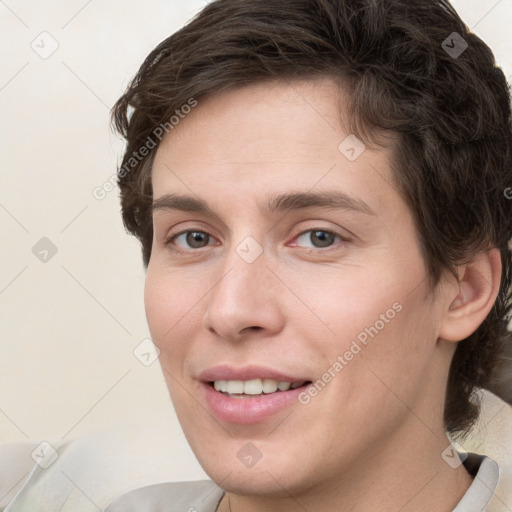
[1,0,511,476]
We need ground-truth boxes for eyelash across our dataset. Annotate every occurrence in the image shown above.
[164,227,350,253]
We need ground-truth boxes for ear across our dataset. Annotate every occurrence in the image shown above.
[439,248,502,343]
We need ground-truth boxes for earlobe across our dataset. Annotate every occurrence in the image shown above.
[439,248,502,342]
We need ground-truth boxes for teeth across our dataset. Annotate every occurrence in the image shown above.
[213,380,227,392]
[226,380,244,394]
[244,379,263,395]
[262,379,278,393]
[212,378,306,395]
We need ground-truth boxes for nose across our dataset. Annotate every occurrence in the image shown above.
[202,243,285,342]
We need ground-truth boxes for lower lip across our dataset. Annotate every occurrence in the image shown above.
[202,382,309,424]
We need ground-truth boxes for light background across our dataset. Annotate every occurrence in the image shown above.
[1,0,511,473]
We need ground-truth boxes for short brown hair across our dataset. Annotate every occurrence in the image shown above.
[111,0,512,437]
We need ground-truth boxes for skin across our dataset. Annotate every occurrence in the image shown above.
[144,78,501,511]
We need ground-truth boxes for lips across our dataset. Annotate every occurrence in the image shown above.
[199,364,313,424]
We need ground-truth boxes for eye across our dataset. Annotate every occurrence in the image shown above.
[292,229,348,250]
[166,230,216,250]
[164,227,349,253]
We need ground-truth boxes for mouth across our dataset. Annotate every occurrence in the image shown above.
[209,378,312,399]
[199,366,314,424]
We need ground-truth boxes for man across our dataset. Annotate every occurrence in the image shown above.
[106,0,512,510]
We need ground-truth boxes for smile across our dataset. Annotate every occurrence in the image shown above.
[212,378,309,397]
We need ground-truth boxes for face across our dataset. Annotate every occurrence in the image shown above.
[144,79,450,498]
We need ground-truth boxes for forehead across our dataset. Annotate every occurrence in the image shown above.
[159,79,351,162]
[151,78,400,217]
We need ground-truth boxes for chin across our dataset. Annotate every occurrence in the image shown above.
[187,433,320,498]
[203,459,311,498]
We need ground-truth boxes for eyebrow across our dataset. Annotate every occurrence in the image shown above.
[151,190,376,217]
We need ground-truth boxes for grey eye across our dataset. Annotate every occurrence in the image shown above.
[296,230,338,249]
[174,231,212,249]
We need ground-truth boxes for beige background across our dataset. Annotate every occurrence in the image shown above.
[1,0,511,478]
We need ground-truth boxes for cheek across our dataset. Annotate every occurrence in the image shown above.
[144,268,172,342]
[337,289,438,429]
[290,264,404,351]
[143,265,200,363]
[301,254,435,393]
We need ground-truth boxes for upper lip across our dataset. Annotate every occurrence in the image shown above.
[199,364,311,383]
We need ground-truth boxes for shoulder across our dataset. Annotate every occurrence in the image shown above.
[104,479,224,512]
